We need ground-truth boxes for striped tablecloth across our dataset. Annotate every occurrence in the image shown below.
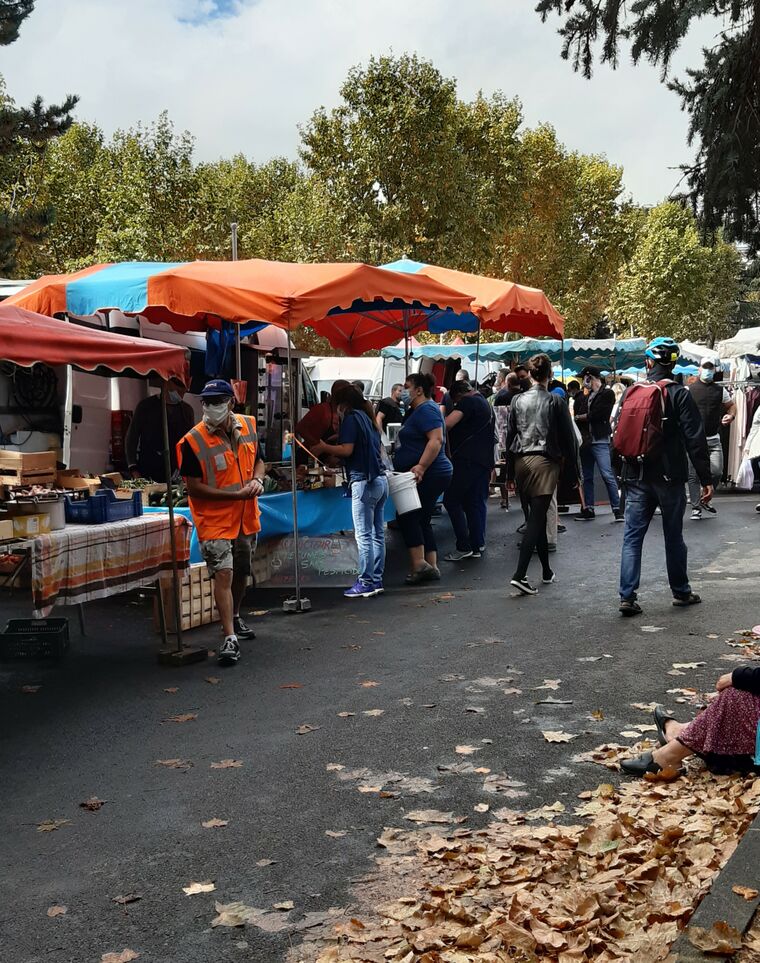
[28,515,190,616]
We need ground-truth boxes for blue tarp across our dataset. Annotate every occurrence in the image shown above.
[146,487,397,564]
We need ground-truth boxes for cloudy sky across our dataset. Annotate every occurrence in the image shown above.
[3,0,719,204]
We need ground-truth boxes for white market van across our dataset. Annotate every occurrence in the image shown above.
[304,355,406,402]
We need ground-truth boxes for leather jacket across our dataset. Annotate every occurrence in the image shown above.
[507,384,580,468]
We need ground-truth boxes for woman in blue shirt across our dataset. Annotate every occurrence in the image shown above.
[393,372,453,584]
[313,385,388,598]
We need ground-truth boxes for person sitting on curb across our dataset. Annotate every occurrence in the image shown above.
[620,665,760,777]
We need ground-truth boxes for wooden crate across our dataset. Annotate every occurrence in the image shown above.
[0,450,57,486]
[154,563,219,634]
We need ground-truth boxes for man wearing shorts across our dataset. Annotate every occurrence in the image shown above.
[177,380,266,666]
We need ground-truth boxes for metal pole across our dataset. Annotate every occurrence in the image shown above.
[231,223,242,382]
[560,339,566,385]
[161,384,183,650]
[474,321,482,386]
[286,321,304,610]
[404,318,410,382]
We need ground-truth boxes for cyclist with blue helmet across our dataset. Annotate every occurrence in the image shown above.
[615,336,712,616]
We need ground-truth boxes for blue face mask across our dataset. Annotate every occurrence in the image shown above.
[700,368,715,384]
[167,390,182,404]
[400,391,410,406]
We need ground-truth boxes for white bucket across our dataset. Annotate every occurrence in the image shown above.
[387,471,421,515]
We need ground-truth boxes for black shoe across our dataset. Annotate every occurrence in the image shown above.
[542,571,555,584]
[218,636,241,666]
[510,577,538,596]
[613,508,624,522]
[575,508,595,521]
[558,505,569,514]
[516,522,527,535]
[620,751,662,777]
[233,616,256,639]
[557,524,566,533]
[619,598,642,617]
[701,501,717,515]
[672,592,701,607]
[653,705,676,747]
[755,504,760,514]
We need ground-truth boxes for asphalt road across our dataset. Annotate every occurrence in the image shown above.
[1,492,758,963]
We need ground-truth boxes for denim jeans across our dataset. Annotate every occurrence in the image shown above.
[351,475,389,585]
[688,434,723,506]
[619,481,690,600]
[581,440,620,510]
[444,459,491,552]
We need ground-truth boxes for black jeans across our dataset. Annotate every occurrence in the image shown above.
[512,492,553,581]
[444,459,491,552]
[396,470,452,553]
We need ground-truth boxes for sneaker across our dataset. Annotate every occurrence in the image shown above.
[756,504,760,513]
[516,522,527,535]
[344,580,375,598]
[471,550,482,558]
[619,598,642,617]
[444,549,474,562]
[575,508,596,521]
[673,592,702,607]
[371,582,384,595]
[613,508,624,522]
[542,571,555,584]
[690,508,702,520]
[702,501,717,515]
[233,615,255,640]
[218,636,241,665]
[510,577,538,596]
[557,524,566,534]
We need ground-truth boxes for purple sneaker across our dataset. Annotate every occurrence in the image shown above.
[344,580,374,599]
[371,582,384,596]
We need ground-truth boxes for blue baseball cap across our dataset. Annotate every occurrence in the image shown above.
[200,379,234,399]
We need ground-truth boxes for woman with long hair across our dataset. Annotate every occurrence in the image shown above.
[506,353,580,595]
[312,385,389,598]
[392,372,453,584]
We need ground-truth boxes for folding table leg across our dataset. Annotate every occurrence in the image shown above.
[77,603,86,636]
[154,579,168,649]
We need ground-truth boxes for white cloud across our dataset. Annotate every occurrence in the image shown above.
[2,0,718,204]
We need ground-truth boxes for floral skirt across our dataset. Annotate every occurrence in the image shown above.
[678,687,760,774]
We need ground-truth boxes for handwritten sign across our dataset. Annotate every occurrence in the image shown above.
[259,535,359,587]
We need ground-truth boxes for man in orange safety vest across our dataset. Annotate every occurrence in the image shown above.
[177,380,266,666]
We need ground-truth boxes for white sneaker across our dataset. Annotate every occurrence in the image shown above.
[218,635,241,665]
[690,508,702,520]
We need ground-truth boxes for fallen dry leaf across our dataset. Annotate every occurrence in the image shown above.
[673,662,706,669]
[111,894,142,905]
[295,724,320,735]
[255,858,276,867]
[101,951,140,963]
[534,679,561,690]
[325,763,344,771]
[37,819,69,832]
[183,881,215,896]
[473,803,490,813]
[205,676,221,685]
[732,885,759,901]
[251,609,269,616]
[211,900,292,932]
[279,683,303,689]
[155,758,192,770]
[465,706,485,713]
[21,685,41,693]
[80,796,106,812]
[641,625,665,632]
[590,709,605,720]
[163,686,178,694]
[47,905,67,917]
[363,709,385,717]
[202,818,228,829]
[359,680,380,688]
[542,731,576,743]
[620,730,643,738]
[165,713,196,723]
[210,759,242,769]
[631,702,658,711]
[502,687,522,696]
[405,810,459,824]
[455,745,479,755]
[687,921,742,953]
[273,900,294,910]
[337,711,355,718]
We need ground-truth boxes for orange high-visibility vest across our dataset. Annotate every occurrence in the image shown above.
[177,414,261,541]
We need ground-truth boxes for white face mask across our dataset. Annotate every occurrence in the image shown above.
[202,401,230,429]
[167,390,181,405]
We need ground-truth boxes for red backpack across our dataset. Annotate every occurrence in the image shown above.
[612,381,673,460]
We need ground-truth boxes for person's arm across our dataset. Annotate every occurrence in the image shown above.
[445,410,464,430]
[555,397,581,478]
[185,476,257,501]
[722,390,737,425]
[411,427,444,482]
[727,665,760,695]
[505,402,517,450]
[745,407,760,455]
[376,410,385,431]
[315,441,355,459]
[296,405,331,449]
[673,386,712,488]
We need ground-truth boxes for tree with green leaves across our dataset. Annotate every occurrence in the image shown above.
[0,0,77,272]
[536,0,760,253]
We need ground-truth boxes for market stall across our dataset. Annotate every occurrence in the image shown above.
[0,305,192,653]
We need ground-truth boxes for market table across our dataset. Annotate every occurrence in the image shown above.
[7,515,191,617]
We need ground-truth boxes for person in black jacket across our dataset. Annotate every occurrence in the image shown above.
[616,337,712,617]
[573,366,623,521]
[506,353,580,595]
[620,665,760,777]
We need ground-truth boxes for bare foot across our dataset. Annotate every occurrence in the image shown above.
[663,719,677,740]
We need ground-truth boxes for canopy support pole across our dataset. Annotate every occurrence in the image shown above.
[474,321,482,386]
[404,316,410,382]
[560,340,566,384]
[157,384,207,665]
[231,222,242,382]
[283,320,310,614]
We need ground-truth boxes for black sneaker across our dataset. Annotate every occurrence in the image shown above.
[510,578,538,596]
[218,636,241,666]
[613,508,624,522]
[233,616,256,639]
[701,501,717,515]
[575,508,596,521]
[557,524,566,533]
[673,592,702,607]
[619,598,642,617]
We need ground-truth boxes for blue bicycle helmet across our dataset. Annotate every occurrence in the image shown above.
[645,336,680,365]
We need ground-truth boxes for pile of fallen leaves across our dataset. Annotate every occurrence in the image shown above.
[288,759,760,963]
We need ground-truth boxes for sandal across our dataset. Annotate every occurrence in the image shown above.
[404,563,435,585]
[653,705,676,747]
[620,751,662,777]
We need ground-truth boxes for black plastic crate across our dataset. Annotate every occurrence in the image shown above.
[0,618,69,660]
